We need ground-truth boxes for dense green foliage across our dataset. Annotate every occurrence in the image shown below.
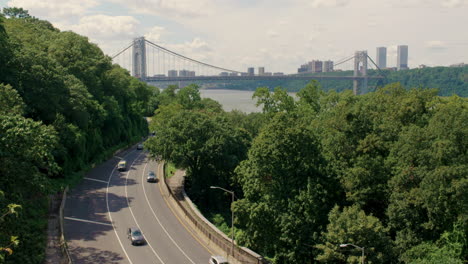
[146,84,252,210]
[147,79,467,263]
[0,11,157,263]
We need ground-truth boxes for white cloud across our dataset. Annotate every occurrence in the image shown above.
[105,0,213,17]
[68,15,140,40]
[144,26,166,43]
[309,0,349,8]
[425,40,448,50]
[159,38,213,62]
[7,0,98,18]
[267,30,279,38]
[441,0,467,7]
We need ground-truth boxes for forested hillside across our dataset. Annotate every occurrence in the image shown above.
[147,81,467,263]
[0,9,158,263]
[216,66,468,97]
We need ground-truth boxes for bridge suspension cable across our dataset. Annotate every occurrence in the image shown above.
[111,43,133,59]
[145,39,242,74]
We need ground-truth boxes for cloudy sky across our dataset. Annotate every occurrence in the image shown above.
[1,0,467,73]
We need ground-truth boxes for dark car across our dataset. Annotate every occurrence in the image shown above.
[128,227,145,245]
[137,144,144,150]
[147,171,157,182]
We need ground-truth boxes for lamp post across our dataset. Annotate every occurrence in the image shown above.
[210,186,235,257]
[340,243,365,264]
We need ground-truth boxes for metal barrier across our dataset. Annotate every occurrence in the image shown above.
[160,165,268,264]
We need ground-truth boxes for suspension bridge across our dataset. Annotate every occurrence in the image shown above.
[111,37,385,95]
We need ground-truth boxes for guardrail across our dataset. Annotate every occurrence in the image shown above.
[159,165,268,264]
[59,186,73,264]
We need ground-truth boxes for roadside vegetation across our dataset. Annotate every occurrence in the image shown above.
[0,8,158,263]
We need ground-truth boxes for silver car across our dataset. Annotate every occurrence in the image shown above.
[147,171,157,182]
[209,255,229,264]
[128,227,145,245]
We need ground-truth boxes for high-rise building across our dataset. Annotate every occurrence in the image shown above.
[168,70,178,77]
[376,47,387,68]
[310,60,323,73]
[258,67,265,76]
[323,60,334,72]
[247,67,255,76]
[298,64,309,73]
[397,45,408,70]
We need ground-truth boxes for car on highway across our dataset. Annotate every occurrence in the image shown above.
[209,255,229,264]
[117,160,127,171]
[147,171,157,182]
[128,227,145,245]
[137,143,144,150]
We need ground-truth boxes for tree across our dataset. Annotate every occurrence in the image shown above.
[253,86,296,114]
[176,84,202,110]
[0,84,25,115]
[386,95,468,255]
[0,190,20,262]
[0,15,10,79]
[297,80,322,113]
[401,219,466,264]
[316,205,394,264]
[2,8,30,18]
[146,110,249,207]
[234,112,334,263]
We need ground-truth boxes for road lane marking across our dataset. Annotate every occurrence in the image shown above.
[125,152,165,264]
[156,162,215,256]
[158,163,217,255]
[115,155,124,160]
[84,177,108,184]
[141,160,197,264]
[64,217,113,226]
[107,149,136,264]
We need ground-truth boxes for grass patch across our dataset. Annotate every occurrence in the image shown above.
[164,162,177,178]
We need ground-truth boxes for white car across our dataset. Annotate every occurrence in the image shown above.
[147,171,157,182]
[209,255,229,264]
[118,160,127,171]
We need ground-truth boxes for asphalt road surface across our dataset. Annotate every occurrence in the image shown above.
[64,147,212,264]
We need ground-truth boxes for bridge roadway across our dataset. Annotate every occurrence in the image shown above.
[144,74,383,83]
[63,146,212,264]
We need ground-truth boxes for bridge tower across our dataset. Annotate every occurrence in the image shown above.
[132,37,147,79]
[353,50,368,95]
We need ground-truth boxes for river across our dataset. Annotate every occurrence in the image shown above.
[199,89,261,113]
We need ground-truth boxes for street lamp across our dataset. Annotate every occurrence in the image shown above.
[340,243,365,264]
[210,186,235,257]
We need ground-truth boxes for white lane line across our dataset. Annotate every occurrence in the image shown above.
[125,152,165,264]
[107,149,136,264]
[141,159,196,264]
[64,217,113,226]
[84,177,108,184]
[115,156,124,160]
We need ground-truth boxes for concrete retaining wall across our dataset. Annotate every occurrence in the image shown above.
[158,163,268,264]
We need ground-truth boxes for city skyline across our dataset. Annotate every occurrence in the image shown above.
[1,0,467,73]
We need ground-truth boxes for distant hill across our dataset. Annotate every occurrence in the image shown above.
[212,66,467,97]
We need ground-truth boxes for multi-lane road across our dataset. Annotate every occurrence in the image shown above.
[64,147,212,264]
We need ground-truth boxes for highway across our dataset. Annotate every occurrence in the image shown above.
[63,147,212,264]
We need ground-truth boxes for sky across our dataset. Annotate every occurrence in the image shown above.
[1,0,468,74]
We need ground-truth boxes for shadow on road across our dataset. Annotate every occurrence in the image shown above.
[70,246,124,264]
